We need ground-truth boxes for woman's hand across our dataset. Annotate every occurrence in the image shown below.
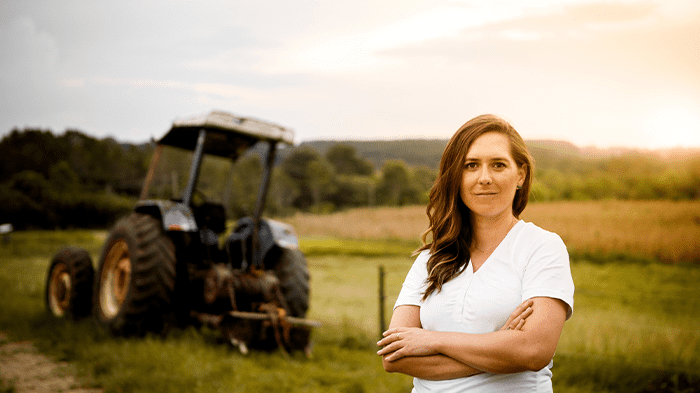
[499,298,534,331]
[377,327,438,362]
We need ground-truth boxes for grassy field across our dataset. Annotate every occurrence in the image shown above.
[2,200,700,392]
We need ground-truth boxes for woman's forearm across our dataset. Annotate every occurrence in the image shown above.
[433,298,568,374]
[383,354,482,380]
[383,329,536,375]
[433,330,540,374]
[381,298,568,375]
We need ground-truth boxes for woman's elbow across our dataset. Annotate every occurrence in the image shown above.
[382,356,400,373]
[525,357,551,372]
[522,347,555,372]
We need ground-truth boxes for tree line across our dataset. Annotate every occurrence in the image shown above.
[1,128,699,229]
[0,129,149,229]
[298,139,700,202]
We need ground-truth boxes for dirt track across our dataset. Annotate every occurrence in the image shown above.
[0,331,102,393]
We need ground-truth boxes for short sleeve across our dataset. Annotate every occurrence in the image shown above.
[394,250,430,309]
[521,231,575,320]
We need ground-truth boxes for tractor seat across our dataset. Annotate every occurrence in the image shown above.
[194,202,227,234]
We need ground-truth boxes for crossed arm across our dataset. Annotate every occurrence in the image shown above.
[377,297,568,380]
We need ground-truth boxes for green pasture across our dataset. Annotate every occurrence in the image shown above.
[1,230,699,392]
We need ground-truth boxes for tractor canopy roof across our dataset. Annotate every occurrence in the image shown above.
[158,110,294,158]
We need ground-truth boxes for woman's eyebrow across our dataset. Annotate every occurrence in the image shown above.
[465,155,510,161]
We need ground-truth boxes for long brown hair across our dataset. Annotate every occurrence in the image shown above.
[417,114,533,300]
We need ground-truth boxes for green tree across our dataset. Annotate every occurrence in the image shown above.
[412,166,436,204]
[307,160,335,209]
[679,157,700,199]
[327,175,376,209]
[225,155,262,218]
[49,161,81,194]
[0,129,70,182]
[9,170,53,203]
[281,147,335,210]
[375,160,420,206]
[269,169,300,215]
[325,144,374,175]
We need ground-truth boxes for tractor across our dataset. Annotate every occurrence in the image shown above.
[45,111,317,354]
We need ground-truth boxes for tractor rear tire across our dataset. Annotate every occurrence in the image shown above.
[273,248,310,318]
[45,246,94,319]
[93,213,176,335]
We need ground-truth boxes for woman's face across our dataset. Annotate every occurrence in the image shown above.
[460,132,525,220]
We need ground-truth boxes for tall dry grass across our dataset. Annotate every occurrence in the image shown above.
[520,200,700,263]
[286,205,429,241]
[285,200,700,264]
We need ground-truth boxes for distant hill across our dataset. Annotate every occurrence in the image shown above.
[288,139,700,172]
[296,139,449,169]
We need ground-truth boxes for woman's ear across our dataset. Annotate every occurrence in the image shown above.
[518,164,527,186]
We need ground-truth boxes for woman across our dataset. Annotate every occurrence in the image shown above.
[377,114,574,392]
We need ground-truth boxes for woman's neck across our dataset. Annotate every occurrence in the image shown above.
[470,213,518,254]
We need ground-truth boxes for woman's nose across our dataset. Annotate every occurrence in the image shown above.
[478,167,492,184]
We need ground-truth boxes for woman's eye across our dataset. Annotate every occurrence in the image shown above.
[465,162,478,170]
[493,162,506,169]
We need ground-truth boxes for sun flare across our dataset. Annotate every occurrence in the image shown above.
[641,103,700,149]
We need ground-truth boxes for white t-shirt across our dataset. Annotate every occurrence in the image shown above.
[394,220,575,393]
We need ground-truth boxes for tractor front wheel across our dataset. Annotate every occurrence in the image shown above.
[45,246,94,319]
[93,213,176,335]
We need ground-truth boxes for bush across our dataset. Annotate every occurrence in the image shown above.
[0,171,134,229]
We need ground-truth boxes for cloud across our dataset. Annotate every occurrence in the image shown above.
[1,0,698,148]
[374,1,699,84]
[0,15,62,128]
[0,16,58,78]
[261,3,533,75]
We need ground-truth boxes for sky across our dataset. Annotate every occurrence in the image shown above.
[1,0,699,149]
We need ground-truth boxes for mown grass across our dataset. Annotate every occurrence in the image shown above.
[2,201,700,392]
[0,230,413,393]
[24,320,402,393]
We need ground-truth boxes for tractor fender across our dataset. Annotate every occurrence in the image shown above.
[228,217,299,269]
[265,218,300,250]
[134,200,198,232]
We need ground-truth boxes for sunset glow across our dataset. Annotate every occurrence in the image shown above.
[642,103,700,148]
[1,0,698,149]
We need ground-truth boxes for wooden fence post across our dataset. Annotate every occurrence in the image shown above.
[379,265,386,339]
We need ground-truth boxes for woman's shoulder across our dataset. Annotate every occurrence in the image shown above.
[515,221,567,249]
[399,249,431,285]
[413,249,432,266]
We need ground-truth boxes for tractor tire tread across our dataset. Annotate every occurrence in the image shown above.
[44,246,94,319]
[94,213,176,335]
